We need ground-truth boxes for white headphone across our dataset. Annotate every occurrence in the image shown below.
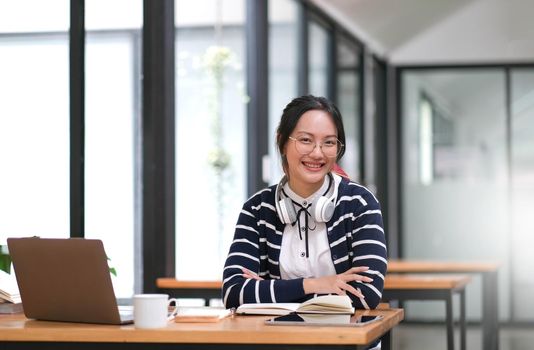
[275,172,337,224]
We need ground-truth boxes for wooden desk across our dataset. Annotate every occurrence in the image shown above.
[157,275,469,350]
[0,308,403,350]
[388,260,500,350]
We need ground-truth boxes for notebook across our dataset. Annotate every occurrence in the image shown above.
[7,237,133,325]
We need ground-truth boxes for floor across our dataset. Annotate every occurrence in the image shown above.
[392,323,534,350]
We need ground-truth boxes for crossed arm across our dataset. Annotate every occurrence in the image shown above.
[242,266,372,299]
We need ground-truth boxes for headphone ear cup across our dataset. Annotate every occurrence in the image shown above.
[278,197,297,224]
[314,196,335,222]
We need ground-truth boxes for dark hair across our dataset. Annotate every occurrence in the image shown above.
[276,95,346,173]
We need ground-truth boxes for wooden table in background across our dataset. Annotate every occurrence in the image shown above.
[383,274,471,350]
[158,279,221,306]
[0,308,404,350]
[388,260,500,350]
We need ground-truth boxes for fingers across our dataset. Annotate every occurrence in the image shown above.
[305,275,367,298]
[344,266,370,274]
[241,268,263,281]
[336,266,373,298]
[348,274,374,283]
[340,273,373,283]
[333,286,346,296]
[243,272,260,280]
[340,281,364,299]
[341,267,373,283]
[335,280,364,299]
[347,287,365,299]
[242,267,253,276]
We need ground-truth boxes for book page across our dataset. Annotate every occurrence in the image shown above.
[0,270,21,304]
[236,302,301,315]
[236,295,354,315]
[297,295,354,314]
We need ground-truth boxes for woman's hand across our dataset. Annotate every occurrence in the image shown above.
[303,266,373,299]
[242,268,263,281]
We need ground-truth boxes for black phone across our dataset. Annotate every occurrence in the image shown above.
[265,313,384,327]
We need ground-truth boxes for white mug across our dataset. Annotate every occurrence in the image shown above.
[133,294,178,329]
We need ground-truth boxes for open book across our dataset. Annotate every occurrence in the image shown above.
[0,269,21,304]
[0,269,23,314]
[236,295,354,316]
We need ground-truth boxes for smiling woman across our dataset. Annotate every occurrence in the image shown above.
[222,95,387,315]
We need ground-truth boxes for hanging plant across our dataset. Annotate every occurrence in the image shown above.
[203,46,235,174]
[207,148,231,171]
[202,45,240,262]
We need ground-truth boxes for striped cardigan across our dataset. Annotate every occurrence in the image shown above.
[222,175,387,310]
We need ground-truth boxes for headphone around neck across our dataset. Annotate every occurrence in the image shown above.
[275,172,337,224]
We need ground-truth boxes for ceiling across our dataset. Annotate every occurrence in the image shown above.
[311,0,534,64]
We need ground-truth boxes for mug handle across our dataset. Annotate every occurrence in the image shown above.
[167,298,179,321]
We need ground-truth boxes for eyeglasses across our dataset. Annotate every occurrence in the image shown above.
[288,136,344,158]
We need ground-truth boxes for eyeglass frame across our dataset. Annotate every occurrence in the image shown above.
[288,136,344,158]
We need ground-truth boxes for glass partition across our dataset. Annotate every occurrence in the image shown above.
[308,19,328,97]
[510,68,534,320]
[85,35,140,299]
[268,0,299,184]
[0,0,68,33]
[401,69,510,321]
[84,0,142,298]
[336,36,362,181]
[175,0,246,282]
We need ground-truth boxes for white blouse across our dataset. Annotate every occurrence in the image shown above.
[279,176,337,280]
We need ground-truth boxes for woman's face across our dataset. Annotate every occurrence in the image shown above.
[283,109,338,197]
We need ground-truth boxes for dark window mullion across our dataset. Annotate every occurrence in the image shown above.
[359,49,367,185]
[297,2,309,95]
[142,0,175,292]
[69,0,85,238]
[246,0,269,195]
[395,67,404,258]
[327,27,337,103]
[373,55,388,240]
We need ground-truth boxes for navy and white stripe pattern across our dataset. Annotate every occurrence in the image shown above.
[222,176,387,310]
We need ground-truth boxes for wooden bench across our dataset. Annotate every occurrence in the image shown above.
[157,274,471,350]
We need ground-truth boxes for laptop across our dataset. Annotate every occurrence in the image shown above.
[7,237,133,325]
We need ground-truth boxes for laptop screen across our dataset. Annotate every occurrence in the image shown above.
[7,237,131,325]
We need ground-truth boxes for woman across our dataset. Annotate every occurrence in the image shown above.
[222,95,387,310]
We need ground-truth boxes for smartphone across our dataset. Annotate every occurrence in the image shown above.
[265,313,384,327]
